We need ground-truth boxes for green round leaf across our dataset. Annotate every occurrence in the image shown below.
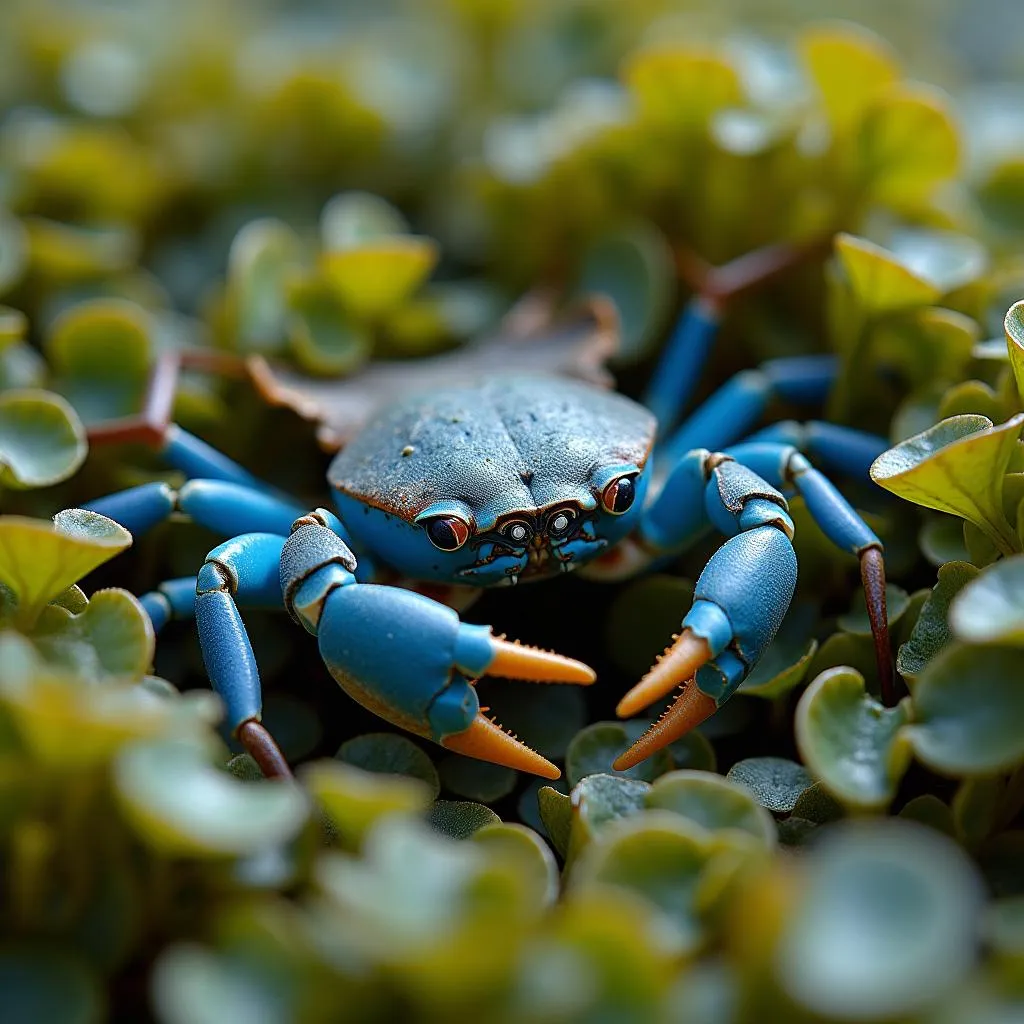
[795,667,913,810]
[566,721,673,788]
[319,238,438,320]
[897,561,978,684]
[569,811,725,954]
[834,233,940,316]
[426,799,499,840]
[949,554,1024,645]
[625,47,742,130]
[798,24,898,129]
[152,944,291,1024]
[0,390,87,490]
[117,741,310,855]
[907,643,1024,776]
[573,221,674,363]
[336,732,440,799]
[726,757,814,814]
[46,299,152,423]
[537,784,571,859]
[226,218,303,354]
[303,758,432,848]
[30,587,154,682]
[472,823,559,908]
[777,822,983,1020]
[0,210,28,294]
[0,305,27,347]
[567,773,652,862]
[870,413,1023,554]
[0,510,130,627]
[287,274,372,376]
[0,947,103,1024]
[439,754,516,804]
[898,794,955,837]
[791,782,845,825]
[646,770,777,848]
[1003,300,1024,405]
[321,191,409,249]
[859,86,960,205]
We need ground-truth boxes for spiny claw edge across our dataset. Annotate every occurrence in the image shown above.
[612,682,718,771]
[487,636,595,685]
[615,630,713,717]
[442,712,560,779]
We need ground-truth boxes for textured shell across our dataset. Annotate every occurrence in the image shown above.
[328,377,656,529]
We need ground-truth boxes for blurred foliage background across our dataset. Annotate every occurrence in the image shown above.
[2,0,1024,1022]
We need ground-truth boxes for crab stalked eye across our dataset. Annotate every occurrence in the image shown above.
[425,516,470,551]
[601,474,637,515]
[548,509,575,536]
[503,520,533,545]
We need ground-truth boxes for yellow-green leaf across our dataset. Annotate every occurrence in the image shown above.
[0,390,87,491]
[799,23,899,130]
[623,47,742,130]
[834,233,940,316]
[0,510,130,627]
[870,414,1023,555]
[858,86,960,204]
[1003,300,1024,405]
[319,237,438,320]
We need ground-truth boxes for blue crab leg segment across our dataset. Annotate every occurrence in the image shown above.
[140,576,198,632]
[656,355,837,470]
[642,297,721,433]
[726,440,893,702]
[160,424,274,494]
[742,421,888,481]
[85,479,304,539]
[283,518,592,779]
[615,455,798,769]
[193,532,291,777]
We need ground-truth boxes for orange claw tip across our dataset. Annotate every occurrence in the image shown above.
[612,682,718,771]
[442,713,561,780]
[486,637,596,685]
[615,631,713,717]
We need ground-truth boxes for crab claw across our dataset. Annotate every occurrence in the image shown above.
[314,582,593,780]
[614,525,797,768]
[442,712,562,779]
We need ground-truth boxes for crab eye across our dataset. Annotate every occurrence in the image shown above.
[548,509,575,536]
[425,515,470,551]
[601,474,637,515]
[503,520,532,545]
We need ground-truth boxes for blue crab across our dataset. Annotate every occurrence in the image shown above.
[81,245,891,779]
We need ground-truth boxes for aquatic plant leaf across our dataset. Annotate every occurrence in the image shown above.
[795,667,913,810]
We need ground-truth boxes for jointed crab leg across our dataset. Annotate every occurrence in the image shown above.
[615,432,891,767]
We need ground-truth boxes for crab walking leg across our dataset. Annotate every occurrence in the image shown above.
[282,516,593,779]
[190,532,293,778]
[642,297,721,433]
[740,421,888,482]
[644,241,827,434]
[655,355,837,471]
[85,483,375,585]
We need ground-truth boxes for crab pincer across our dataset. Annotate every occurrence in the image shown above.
[612,524,797,771]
